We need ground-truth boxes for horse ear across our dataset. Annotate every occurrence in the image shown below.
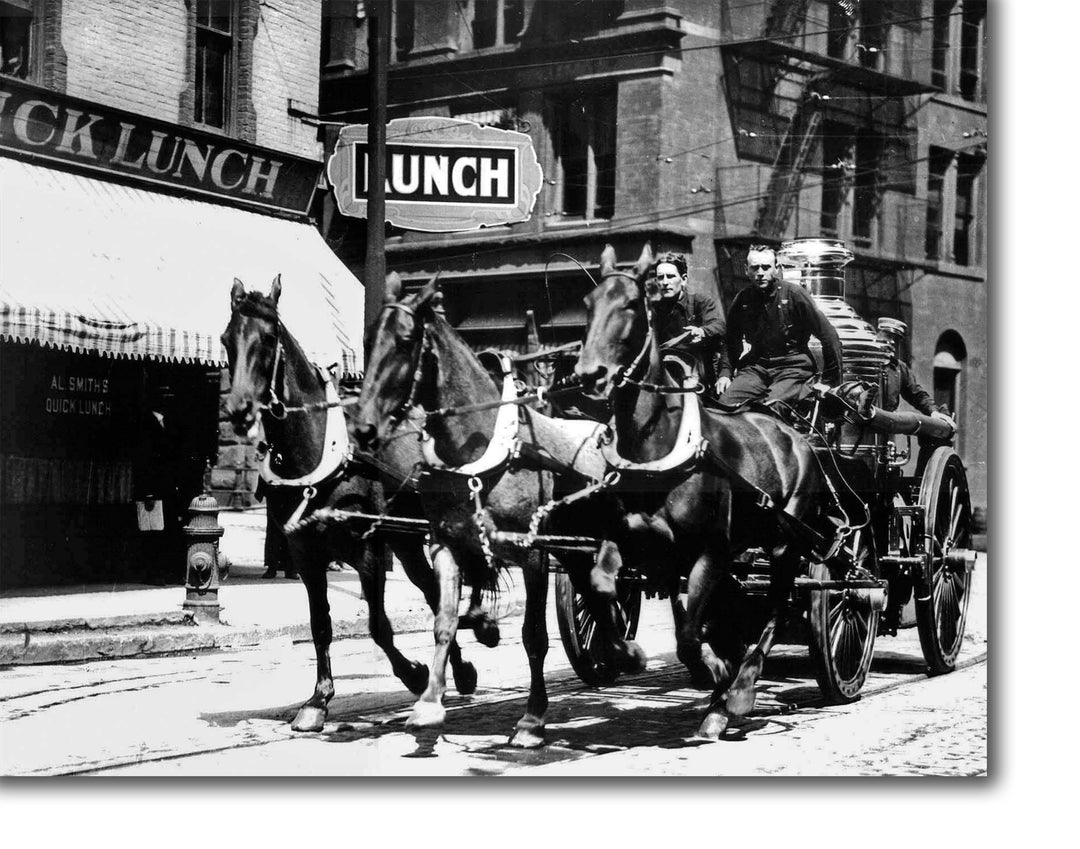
[385,271,403,302]
[600,244,617,277]
[414,271,443,312]
[231,279,245,309]
[635,243,654,279]
[268,274,282,305]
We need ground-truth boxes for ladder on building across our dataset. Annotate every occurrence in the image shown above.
[752,99,823,241]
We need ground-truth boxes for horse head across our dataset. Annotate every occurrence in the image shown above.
[354,271,442,449]
[221,274,283,436]
[575,243,655,397]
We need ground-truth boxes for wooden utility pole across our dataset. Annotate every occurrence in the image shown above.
[363,0,389,343]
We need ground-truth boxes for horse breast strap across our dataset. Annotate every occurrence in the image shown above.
[421,353,520,478]
[599,390,707,478]
[260,365,351,489]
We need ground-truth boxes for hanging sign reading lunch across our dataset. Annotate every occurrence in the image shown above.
[326,116,543,233]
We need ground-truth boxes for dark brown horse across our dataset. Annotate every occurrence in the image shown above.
[221,276,497,733]
[353,274,642,747]
[575,244,828,739]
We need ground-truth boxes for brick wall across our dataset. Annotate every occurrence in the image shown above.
[58,0,321,159]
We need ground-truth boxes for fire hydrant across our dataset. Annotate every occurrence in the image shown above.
[183,492,226,623]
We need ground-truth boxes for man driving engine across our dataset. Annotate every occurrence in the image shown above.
[720,244,843,407]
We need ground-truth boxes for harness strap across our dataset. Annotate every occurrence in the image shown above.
[260,365,352,489]
[420,354,521,479]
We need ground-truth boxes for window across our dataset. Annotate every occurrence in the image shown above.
[827,1,853,60]
[820,124,853,238]
[470,0,524,50]
[953,153,980,266]
[931,0,953,89]
[549,90,617,220]
[0,0,34,80]
[925,147,951,260]
[857,1,887,70]
[933,331,966,449]
[194,0,236,130]
[959,0,986,101]
[393,0,415,60]
[852,132,882,246]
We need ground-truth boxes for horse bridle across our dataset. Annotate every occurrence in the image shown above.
[381,300,435,426]
[600,270,657,390]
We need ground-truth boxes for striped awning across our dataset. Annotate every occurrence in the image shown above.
[0,155,365,373]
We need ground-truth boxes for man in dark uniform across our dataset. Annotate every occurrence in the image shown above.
[873,317,955,426]
[649,251,731,396]
[720,245,843,407]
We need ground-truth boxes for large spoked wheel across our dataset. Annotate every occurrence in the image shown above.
[807,527,880,704]
[916,448,973,675]
[555,569,642,686]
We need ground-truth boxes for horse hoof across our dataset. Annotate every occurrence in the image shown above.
[405,701,446,730]
[454,661,478,695]
[402,662,430,696]
[694,710,730,741]
[510,715,546,749]
[725,687,757,717]
[616,640,648,674]
[473,617,500,648]
[290,705,327,733]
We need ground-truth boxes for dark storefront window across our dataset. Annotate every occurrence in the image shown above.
[926,147,951,260]
[0,0,34,80]
[550,89,617,220]
[195,0,236,130]
[827,2,852,60]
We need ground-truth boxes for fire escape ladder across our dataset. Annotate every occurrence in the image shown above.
[752,94,824,241]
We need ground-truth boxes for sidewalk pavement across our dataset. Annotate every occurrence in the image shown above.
[0,507,527,667]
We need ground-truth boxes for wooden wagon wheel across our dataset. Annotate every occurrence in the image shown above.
[807,526,880,703]
[915,447,973,675]
[555,563,642,686]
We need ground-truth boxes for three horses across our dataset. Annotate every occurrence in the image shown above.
[223,239,832,742]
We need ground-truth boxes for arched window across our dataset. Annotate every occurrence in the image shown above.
[934,330,967,448]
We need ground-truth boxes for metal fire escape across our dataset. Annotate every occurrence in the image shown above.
[751,0,851,241]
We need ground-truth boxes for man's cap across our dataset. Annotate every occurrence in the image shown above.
[877,317,907,338]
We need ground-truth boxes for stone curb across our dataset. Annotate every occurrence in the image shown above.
[0,600,526,667]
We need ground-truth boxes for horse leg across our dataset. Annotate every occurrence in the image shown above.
[583,541,647,673]
[695,587,744,740]
[355,544,429,695]
[510,552,550,748]
[678,548,729,690]
[726,541,801,716]
[393,538,479,695]
[460,583,501,648]
[290,539,334,732]
[405,543,461,729]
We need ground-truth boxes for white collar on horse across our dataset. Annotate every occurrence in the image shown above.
[420,352,521,478]
[259,363,352,489]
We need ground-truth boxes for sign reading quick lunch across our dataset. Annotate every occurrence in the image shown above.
[327,117,543,233]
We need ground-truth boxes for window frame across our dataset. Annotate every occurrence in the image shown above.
[0,0,42,83]
[547,88,617,222]
[466,0,524,52]
[193,0,239,133]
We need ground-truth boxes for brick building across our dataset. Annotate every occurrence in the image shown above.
[319,0,987,513]
[0,1,364,587]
